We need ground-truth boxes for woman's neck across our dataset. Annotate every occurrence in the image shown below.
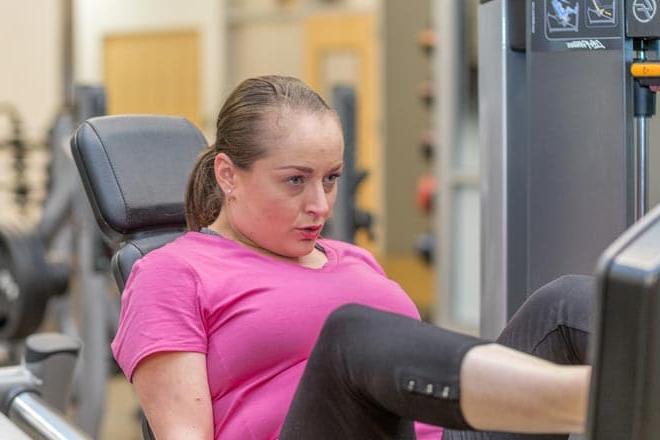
[207,213,326,269]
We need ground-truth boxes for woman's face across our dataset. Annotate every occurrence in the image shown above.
[223,110,344,258]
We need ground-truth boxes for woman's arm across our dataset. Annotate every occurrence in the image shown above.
[132,352,213,440]
[460,343,591,434]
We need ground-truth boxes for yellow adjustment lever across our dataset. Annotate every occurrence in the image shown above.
[631,62,660,78]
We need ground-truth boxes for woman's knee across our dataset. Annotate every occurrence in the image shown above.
[314,304,404,373]
[520,274,595,318]
[313,304,377,357]
[319,304,380,346]
[500,274,593,361]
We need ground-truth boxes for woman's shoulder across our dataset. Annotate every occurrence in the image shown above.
[132,231,231,271]
[125,231,241,294]
[127,232,191,276]
[320,238,366,254]
[318,238,384,273]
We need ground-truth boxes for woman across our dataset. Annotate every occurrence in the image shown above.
[111,75,592,440]
[112,75,440,439]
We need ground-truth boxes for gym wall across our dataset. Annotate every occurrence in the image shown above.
[74,0,226,134]
[0,0,62,141]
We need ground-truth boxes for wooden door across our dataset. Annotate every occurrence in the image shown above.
[104,30,201,127]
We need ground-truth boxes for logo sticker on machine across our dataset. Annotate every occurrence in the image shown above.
[531,0,624,51]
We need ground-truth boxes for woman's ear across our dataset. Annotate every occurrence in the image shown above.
[213,153,236,194]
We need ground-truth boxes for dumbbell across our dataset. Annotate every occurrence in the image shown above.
[419,130,434,162]
[416,174,436,214]
[417,27,436,56]
[415,233,435,266]
[418,80,435,107]
[0,227,69,340]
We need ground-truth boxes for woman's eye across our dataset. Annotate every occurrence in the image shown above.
[324,173,341,185]
[288,176,305,185]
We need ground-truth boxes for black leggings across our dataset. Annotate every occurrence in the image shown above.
[280,275,593,440]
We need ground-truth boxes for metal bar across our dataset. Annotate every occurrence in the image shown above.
[635,115,649,219]
[433,0,475,332]
[72,200,108,437]
[634,48,650,220]
[8,392,90,440]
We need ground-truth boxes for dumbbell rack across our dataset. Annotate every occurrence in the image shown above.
[0,104,47,220]
[414,25,436,266]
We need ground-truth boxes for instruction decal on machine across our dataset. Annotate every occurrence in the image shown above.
[531,0,623,51]
[632,0,657,23]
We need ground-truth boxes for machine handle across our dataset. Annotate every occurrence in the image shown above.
[631,62,660,80]
[8,391,90,440]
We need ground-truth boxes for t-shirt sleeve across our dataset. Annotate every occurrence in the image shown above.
[111,254,208,381]
[347,243,388,276]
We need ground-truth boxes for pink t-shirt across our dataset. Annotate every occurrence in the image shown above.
[112,232,442,439]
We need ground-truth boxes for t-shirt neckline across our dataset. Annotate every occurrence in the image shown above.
[195,229,337,271]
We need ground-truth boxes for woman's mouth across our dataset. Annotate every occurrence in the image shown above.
[297,225,322,239]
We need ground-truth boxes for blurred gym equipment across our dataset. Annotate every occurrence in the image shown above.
[0,332,90,439]
[0,84,111,438]
[323,86,373,243]
[479,0,660,338]
[0,0,118,435]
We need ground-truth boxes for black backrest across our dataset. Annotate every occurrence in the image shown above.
[70,115,208,289]
[111,231,185,291]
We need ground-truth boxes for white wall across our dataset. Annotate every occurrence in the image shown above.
[75,0,226,132]
[0,1,227,136]
[228,0,379,15]
[227,21,303,90]
[225,0,381,92]
[0,1,62,141]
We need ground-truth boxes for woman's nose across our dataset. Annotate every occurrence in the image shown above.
[305,183,331,217]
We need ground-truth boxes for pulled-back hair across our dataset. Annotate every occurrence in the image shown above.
[185,75,334,231]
